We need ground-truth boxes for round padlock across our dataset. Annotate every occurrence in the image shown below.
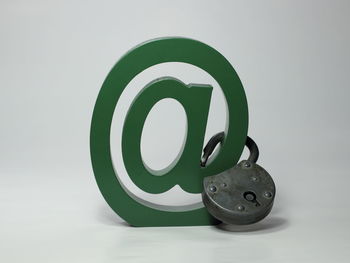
[201,133,276,225]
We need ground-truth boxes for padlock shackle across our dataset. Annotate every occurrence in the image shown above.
[245,136,259,164]
[200,132,259,167]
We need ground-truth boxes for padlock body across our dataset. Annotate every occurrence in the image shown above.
[202,160,275,225]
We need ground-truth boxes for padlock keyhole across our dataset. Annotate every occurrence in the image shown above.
[243,191,260,207]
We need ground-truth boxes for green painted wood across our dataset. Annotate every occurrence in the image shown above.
[90,37,248,226]
[123,77,213,194]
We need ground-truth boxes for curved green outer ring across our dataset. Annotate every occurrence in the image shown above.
[90,37,248,226]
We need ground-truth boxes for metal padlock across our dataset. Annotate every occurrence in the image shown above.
[201,132,276,225]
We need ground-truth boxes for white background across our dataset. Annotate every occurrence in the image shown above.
[1,0,350,262]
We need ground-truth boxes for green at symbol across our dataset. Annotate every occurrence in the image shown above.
[90,37,248,226]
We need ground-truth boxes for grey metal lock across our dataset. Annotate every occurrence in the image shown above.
[201,132,276,225]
